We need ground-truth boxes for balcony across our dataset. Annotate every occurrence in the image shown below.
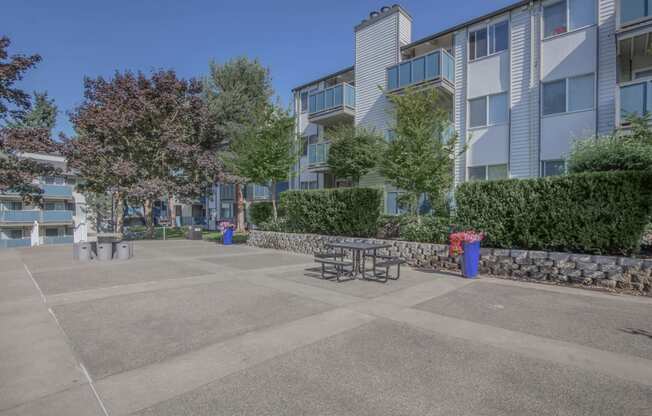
[308,83,355,126]
[0,210,73,225]
[308,142,330,171]
[43,236,74,245]
[1,184,73,199]
[0,238,30,249]
[618,80,652,126]
[386,49,455,95]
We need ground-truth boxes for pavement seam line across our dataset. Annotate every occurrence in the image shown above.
[47,307,110,416]
[23,262,46,304]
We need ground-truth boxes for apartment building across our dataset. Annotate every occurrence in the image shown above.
[291,0,644,213]
[0,153,88,249]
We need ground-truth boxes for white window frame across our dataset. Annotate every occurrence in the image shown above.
[468,91,510,129]
[542,0,596,40]
[541,73,595,117]
[468,18,509,62]
[541,159,567,177]
[467,164,509,181]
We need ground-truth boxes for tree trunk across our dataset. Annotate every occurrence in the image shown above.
[168,196,175,226]
[115,192,125,237]
[235,183,246,232]
[144,198,155,239]
[271,180,277,219]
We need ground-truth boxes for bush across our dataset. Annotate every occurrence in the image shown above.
[281,188,382,237]
[568,136,652,173]
[376,215,402,239]
[455,171,652,255]
[258,217,289,232]
[250,202,273,225]
[399,215,451,243]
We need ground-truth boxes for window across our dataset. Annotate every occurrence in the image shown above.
[468,164,508,181]
[542,160,566,176]
[385,129,396,142]
[544,0,595,38]
[8,229,23,239]
[469,27,488,60]
[45,228,59,237]
[386,192,406,215]
[8,201,22,210]
[542,74,594,116]
[254,184,270,200]
[620,0,650,25]
[300,92,308,112]
[220,202,233,219]
[300,180,318,190]
[634,68,652,79]
[469,92,508,128]
[301,136,309,156]
[470,21,508,61]
[469,97,487,128]
[468,166,487,181]
[66,202,75,212]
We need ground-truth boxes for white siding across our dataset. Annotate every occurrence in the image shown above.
[509,5,538,178]
[454,30,468,185]
[355,12,401,131]
[467,124,510,166]
[467,52,510,98]
[540,27,597,82]
[541,110,595,160]
[398,12,412,47]
[597,0,617,135]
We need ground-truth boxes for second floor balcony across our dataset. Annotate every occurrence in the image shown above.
[386,49,455,95]
[618,79,652,126]
[308,83,355,126]
[0,210,74,225]
[1,184,73,199]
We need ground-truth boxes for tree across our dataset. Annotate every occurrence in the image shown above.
[227,106,295,219]
[8,91,57,131]
[0,36,59,202]
[65,70,206,237]
[379,87,457,218]
[327,124,383,185]
[203,57,273,231]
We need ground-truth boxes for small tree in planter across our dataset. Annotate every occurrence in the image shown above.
[449,231,484,278]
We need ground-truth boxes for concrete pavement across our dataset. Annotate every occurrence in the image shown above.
[0,240,650,415]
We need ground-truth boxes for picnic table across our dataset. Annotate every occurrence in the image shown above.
[326,241,392,280]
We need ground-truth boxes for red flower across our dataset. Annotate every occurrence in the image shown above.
[449,231,484,256]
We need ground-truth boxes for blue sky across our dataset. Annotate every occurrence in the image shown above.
[2,0,517,136]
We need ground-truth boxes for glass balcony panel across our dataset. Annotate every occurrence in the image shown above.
[425,52,440,79]
[44,236,74,245]
[316,143,325,163]
[620,82,646,119]
[443,51,455,82]
[42,210,73,223]
[387,66,399,90]
[308,144,317,164]
[325,88,334,108]
[309,94,317,113]
[412,57,425,83]
[333,85,343,107]
[315,92,325,112]
[1,210,40,222]
[42,185,73,198]
[399,62,412,88]
[344,84,355,107]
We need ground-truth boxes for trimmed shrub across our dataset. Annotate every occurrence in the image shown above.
[281,188,382,237]
[258,217,289,232]
[376,215,402,239]
[250,202,273,225]
[455,171,652,255]
[399,215,451,243]
[568,136,652,173]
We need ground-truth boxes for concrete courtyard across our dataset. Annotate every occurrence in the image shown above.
[1,240,651,415]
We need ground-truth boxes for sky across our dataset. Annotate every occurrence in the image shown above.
[2,0,518,136]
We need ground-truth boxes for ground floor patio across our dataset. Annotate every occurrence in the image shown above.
[1,240,651,415]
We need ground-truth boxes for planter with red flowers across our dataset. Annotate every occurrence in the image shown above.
[449,231,484,278]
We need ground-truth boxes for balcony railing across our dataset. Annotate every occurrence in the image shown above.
[0,238,30,249]
[619,80,652,125]
[2,184,73,199]
[308,142,330,166]
[386,49,455,92]
[0,210,73,223]
[308,83,355,115]
[43,236,74,245]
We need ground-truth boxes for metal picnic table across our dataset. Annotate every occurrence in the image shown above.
[326,241,392,280]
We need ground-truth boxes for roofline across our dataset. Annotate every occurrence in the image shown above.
[291,65,355,93]
[354,4,412,32]
[401,0,531,51]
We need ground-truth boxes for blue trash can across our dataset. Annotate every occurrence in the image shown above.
[461,241,481,278]
[223,227,234,245]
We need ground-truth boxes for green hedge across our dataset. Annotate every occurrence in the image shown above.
[455,171,652,255]
[250,202,273,225]
[281,188,382,237]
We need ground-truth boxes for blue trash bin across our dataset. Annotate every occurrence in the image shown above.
[223,227,234,245]
[461,241,480,278]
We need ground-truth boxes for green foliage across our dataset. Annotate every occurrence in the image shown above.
[398,215,451,244]
[380,87,457,215]
[327,125,383,184]
[455,171,652,255]
[376,215,402,239]
[258,217,289,232]
[568,137,652,173]
[8,92,57,132]
[250,202,273,225]
[281,188,383,237]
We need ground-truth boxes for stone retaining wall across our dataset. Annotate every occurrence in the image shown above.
[248,230,651,295]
